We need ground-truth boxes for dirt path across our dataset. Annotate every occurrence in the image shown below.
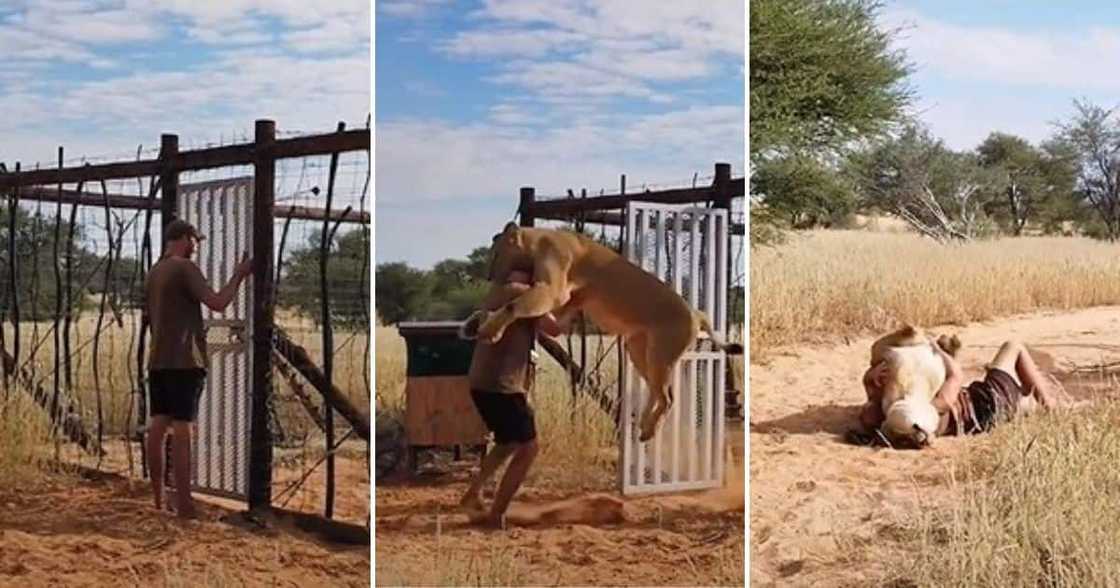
[375,425,745,587]
[749,307,1120,587]
[0,454,370,587]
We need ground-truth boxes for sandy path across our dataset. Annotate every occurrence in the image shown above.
[0,453,370,587]
[749,307,1120,587]
[375,424,745,587]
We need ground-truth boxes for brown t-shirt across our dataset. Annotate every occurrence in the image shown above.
[467,283,538,394]
[145,256,210,370]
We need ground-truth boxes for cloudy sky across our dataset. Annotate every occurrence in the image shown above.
[376,0,745,269]
[0,0,370,167]
[883,1,1120,151]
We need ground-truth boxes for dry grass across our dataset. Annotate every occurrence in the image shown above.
[880,399,1120,587]
[376,325,620,491]
[0,309,369,438]
[0,393,52,488]
[750,231,1120,356]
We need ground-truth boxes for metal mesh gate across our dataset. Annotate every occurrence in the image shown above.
[176,177,254,500]
[619,203,728,495]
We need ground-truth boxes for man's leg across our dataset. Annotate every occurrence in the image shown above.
[171,420,196,519]
[146,415,171,510]
[486,439,539,525]
[460,443,517,509]
[988,340,1066,409]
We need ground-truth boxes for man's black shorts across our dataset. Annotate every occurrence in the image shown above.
[149,368,207,422]
[470,389,537,445]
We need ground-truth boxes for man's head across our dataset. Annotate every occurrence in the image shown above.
[487,222,533,282]
[506,269,532,285]
[164,219,204,258]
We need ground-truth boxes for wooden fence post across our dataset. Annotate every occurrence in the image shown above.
[159,134,179,235]
[250,119,276,511]
[519,187,535,228]
[157,134,179,484]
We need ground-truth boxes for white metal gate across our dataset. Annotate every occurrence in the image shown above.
[176,177,254,500]
[619,203,728,495]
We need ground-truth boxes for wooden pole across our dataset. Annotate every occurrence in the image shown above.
[250,119,276,511]
[519,187,535,228]
[157,134,179,487]
[320,121,344,519]
[159,134,179,234]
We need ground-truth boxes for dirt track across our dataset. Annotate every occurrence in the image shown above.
[0,452,370,587]
[749,307,1120,587]
[375,424,745,587]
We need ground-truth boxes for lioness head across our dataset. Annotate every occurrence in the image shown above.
[870,325,962,450]
[487,222,533,282]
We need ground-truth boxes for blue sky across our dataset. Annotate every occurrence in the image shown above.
[376,0,745,269]
[882,1,1120,150]
[0,1,370,167]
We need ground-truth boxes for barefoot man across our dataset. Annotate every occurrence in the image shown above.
[144,219,253,518]
[459,268,579,527]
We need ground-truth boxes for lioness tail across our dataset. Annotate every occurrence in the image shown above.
[694,310,744,355]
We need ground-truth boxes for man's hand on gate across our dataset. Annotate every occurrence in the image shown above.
[235,254,254,279]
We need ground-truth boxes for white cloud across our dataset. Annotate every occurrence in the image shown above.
[438,0,742,101]
[378,0,451,19]
[375,105,744,207]
[883,7,1120,91]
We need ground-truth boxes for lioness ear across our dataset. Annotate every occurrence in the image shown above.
[503,222,520,235]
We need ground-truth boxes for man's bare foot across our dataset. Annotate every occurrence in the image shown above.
[468,511,506,529]
[459,493,484,511]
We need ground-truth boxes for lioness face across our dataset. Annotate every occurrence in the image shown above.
[487,222,532,282]
[881,398,940,449]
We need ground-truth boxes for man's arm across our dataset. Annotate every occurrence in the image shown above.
[187,255,253,312]
[859,361,888,429]
[931,343,964,414]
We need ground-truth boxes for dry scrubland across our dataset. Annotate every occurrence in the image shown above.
[880,403,1120,586]
[751,230,1120,356]
[751,229,1120,587]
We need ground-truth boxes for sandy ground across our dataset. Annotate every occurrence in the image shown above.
[375,424,745,587]
[0,445,370,587]
[749,306,1120,587]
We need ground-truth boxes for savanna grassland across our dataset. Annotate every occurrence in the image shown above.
[750,228,1120,587]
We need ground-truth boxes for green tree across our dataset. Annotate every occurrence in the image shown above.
[751,155,856,229]
[0,205,99,321]
[750,0,912,244]
[1053,99,1120,240]
[848,125,998,241]
[750,0,912,157]
[373,262,431,325]
[281,227,370,328]
[975,133,1078,236]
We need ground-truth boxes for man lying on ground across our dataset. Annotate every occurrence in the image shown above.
[851,338,1089,446]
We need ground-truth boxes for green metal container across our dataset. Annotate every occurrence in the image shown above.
[397,321,476,377]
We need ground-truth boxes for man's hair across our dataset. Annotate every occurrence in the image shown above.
[164,219,203,243]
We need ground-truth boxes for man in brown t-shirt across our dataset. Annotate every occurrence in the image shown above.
[458,269,581,527]
[144,219,252,518]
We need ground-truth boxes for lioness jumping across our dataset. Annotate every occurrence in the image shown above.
[474,222,743,442]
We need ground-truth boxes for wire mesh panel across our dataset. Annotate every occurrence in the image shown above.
[619,202,728,495]
[177,177,254,500]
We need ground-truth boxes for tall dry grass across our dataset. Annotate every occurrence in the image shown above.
[751,231,1120,355]
[881,399,1120,587]
[0,310,369,437]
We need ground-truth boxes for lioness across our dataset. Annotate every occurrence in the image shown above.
[474,222,743,442]
[865,325,961,448]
